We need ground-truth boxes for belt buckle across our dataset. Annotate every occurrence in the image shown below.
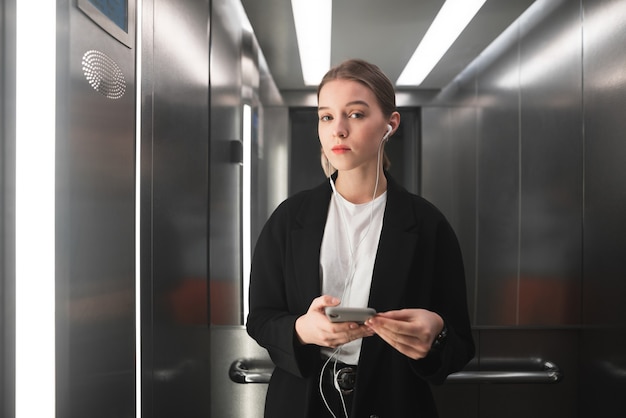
[334,366,357,395]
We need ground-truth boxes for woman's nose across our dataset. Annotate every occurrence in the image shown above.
[333,120,348,138]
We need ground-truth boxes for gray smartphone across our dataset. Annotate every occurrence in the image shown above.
[325,307,376,324]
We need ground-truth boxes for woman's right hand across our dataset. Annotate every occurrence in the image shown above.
[294,295,374,348]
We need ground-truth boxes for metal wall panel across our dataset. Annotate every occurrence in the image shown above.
[420,0,626,416]
[450,107,478,323]
[1,1,16,416]
[422,105,479,323]
[421,110,456,225]
[518,0,582,326]
[141,0,211,416]
[211,326,269,418]
[581,0,626,415]
[209,0,245,326]
[425,0,584,329]
[208,1,289,417]
[257,106,289,232]
[474,32,521,326]
[288,108,328,196]
[54,1,137,416]
[476,329,578,417]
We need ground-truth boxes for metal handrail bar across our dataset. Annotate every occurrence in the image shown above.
[228,357,563,385]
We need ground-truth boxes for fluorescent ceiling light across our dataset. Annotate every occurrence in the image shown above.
[291,0,332,86]
[397,0,486,86]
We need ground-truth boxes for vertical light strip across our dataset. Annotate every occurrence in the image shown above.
[135,0,143,416]
[15,2,56,417]
[397,0,486,86]
[291,0,332,86]
[242,104,252,321]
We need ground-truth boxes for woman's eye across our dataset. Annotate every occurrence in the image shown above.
[349,112,364,119]
[319,115,332,122]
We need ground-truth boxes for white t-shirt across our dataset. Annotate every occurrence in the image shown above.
[320,179,387,364]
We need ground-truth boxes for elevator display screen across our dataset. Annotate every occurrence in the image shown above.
[78,0,134,48]
[88,0,127,32]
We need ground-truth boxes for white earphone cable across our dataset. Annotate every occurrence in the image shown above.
[321,134,386,418]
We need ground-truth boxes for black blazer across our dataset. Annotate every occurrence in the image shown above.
[247,174,475,418]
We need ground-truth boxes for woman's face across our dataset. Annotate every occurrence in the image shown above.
[318,79,391,174]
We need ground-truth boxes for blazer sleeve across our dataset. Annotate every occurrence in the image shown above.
[410,213,475,384]
[245,199,320,379]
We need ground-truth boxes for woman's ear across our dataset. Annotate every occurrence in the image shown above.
[388,111,401,134]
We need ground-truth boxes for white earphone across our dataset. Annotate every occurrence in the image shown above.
[382,124,393,142]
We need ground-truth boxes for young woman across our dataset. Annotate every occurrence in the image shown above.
[247,59,475,418]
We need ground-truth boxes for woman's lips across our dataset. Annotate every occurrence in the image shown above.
[332,145,350,154]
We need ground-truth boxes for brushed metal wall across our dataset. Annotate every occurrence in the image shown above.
[1,1,16,416]
[55,1,137,416]
[209,0,245,327]
[421,105,478,322]
[140,0,211,417]
[517,0,583,327]
[422,0,626,416]
[580,0,626,415]
[208,1,288,417]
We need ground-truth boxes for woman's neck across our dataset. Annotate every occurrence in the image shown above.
[333,168,387,204]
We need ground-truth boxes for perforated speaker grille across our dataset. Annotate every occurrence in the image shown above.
[82,50,126,99]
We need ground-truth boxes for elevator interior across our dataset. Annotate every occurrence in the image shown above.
[2,0,626,417]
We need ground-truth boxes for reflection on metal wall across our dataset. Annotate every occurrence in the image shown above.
[56,1,136,416]
[209,0,245,327]
[518,0,582,326]
[580,0,626,415]
[423,0,626,416]
[209,1,288,416]
[421,106,478,322]
[140,0,211,416]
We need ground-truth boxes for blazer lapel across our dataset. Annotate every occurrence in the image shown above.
[367,177,419,311]
[359,176,420,386]
[291,181,333,309]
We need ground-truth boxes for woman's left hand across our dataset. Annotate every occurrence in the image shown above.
[365,309,444,360]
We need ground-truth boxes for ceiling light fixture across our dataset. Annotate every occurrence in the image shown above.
[397,0,486,86]
[291,0,332,86]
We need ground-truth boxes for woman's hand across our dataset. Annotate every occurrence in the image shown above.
[365,309,444,360]
[295,295,375,348]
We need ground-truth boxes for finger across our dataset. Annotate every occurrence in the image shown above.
[375,309,413,320]
[373,322,421,346]
[320,294,341,306]
[367,315,416,338]
[327,324,375,346]
[374,327,429,359]
[368,318,431,355]
[310,295,340,312]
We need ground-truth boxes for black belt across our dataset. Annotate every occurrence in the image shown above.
[324,361,358,395]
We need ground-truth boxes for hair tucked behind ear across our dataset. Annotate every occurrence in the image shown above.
[320,147,334,177]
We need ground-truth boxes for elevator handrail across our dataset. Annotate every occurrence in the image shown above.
[229,358,275,384]
[446,358,562,384]
[229,357,563,384]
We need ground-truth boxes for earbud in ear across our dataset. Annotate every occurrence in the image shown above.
[383,124,393,142]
